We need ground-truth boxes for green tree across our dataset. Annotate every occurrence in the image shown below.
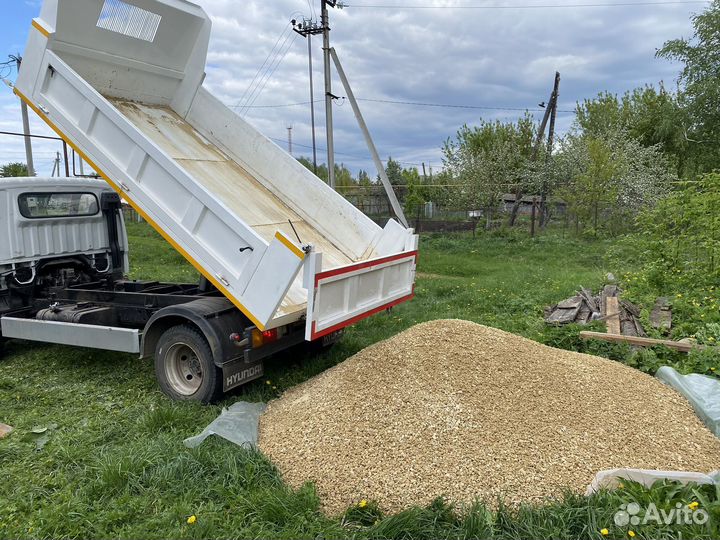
[574,87,687,176]
[384,157,403,186]
[357,169,372,186]
[442,115,538,229]
[401,167,428,219]
[657,0,720,174]
[637,172,720,286]
[556,131,675,235]
[0,162,29,177]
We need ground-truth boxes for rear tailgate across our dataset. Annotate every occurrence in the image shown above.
[305,250,417,340]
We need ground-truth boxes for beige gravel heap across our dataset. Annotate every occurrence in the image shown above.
[258,319,720,514]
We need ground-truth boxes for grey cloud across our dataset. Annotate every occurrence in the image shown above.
[0,0,699,175]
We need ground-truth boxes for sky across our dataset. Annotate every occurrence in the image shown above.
[0,0,707,177]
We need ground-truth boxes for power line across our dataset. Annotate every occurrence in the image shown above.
[0,130,64,141]
[235,23,295,112]
[233,97,575,113]
[356,97,576,113]
[269,136,425,167]
[230,100,320,109]
[344,0,708,8]
[240,31,298,115]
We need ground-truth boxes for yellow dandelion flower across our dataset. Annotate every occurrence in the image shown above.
[688,501,699,510]
[187,515,197,525]
[266,380,272,385]
[359,499,368,508]
[628,531,635,538]
[601,528,609,536]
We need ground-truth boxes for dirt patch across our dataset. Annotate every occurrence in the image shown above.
[258,320,720,515]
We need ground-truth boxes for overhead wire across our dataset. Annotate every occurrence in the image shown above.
[234,97,575,114]
[234,22,295,112]
[344,0,708,8]
[240,31,298,115]
[269,137,425,167]
[356,97,576,113]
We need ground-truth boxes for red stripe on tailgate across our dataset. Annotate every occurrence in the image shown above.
[310,289,415,340]
[314,250,418,286]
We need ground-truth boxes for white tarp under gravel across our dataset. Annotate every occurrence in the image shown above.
[656,366,720,437]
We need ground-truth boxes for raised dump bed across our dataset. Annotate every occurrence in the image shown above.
[15,0,417,338]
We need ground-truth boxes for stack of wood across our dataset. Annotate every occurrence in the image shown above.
[545,285,647,337]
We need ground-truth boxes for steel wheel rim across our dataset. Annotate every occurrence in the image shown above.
[165,342,203,396]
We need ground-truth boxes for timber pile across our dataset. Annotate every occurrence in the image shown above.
[258,320,720,514]
[545,285,647,336]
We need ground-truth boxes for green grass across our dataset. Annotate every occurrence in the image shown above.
[1,221,717,539]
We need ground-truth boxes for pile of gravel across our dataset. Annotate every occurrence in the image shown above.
[258,320,720,514]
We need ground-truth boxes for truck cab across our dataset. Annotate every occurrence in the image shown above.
[0,177,308,402]
[0,177,129,313]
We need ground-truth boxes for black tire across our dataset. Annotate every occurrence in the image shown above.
[154,325,222,403]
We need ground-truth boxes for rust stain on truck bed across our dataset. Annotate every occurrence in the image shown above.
[111,99,358,319]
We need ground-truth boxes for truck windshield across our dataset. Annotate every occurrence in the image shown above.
[18,192,99,218]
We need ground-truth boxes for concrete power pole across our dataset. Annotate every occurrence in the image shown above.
[12,56,35,176]
[308,36,318,173]
[321,0,337,189]
[291,17,324,174]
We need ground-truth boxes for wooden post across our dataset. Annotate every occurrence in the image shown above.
[530,197,537,237]
[605,296,621,335]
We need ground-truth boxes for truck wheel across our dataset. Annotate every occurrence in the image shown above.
[154,325,221,403]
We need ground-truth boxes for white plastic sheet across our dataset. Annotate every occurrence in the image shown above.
[656,366,720,437]
[586,468,720,495]
[184,401,266,449]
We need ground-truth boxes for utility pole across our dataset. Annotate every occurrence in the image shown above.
[292,17,325,175]
[308,36,318,173]
[51,152,61,177]
[540,71,560,228]
[20,101,35,176]
[295,4,338,187]
[321,0,338,188]
[287,125,293,154]
[10,56,35,176]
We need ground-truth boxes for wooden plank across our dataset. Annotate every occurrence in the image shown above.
[546,306,581,324]
[621,299,641,318]
[577,304,592,324]
[579,331,702,353]
[557,296,583,309]
[600,284,618,316]
[606,296,621,335]
[580,287,599,313]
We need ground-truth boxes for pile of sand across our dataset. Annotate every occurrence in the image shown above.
[258,320,720,514]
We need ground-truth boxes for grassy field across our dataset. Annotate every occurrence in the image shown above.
[1,222,717,539]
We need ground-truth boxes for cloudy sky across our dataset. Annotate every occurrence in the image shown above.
[0,0,707,177]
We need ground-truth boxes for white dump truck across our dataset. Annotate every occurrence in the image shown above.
[0,0,418,401]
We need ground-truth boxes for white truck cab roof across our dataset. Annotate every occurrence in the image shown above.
[0,176,110,190]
